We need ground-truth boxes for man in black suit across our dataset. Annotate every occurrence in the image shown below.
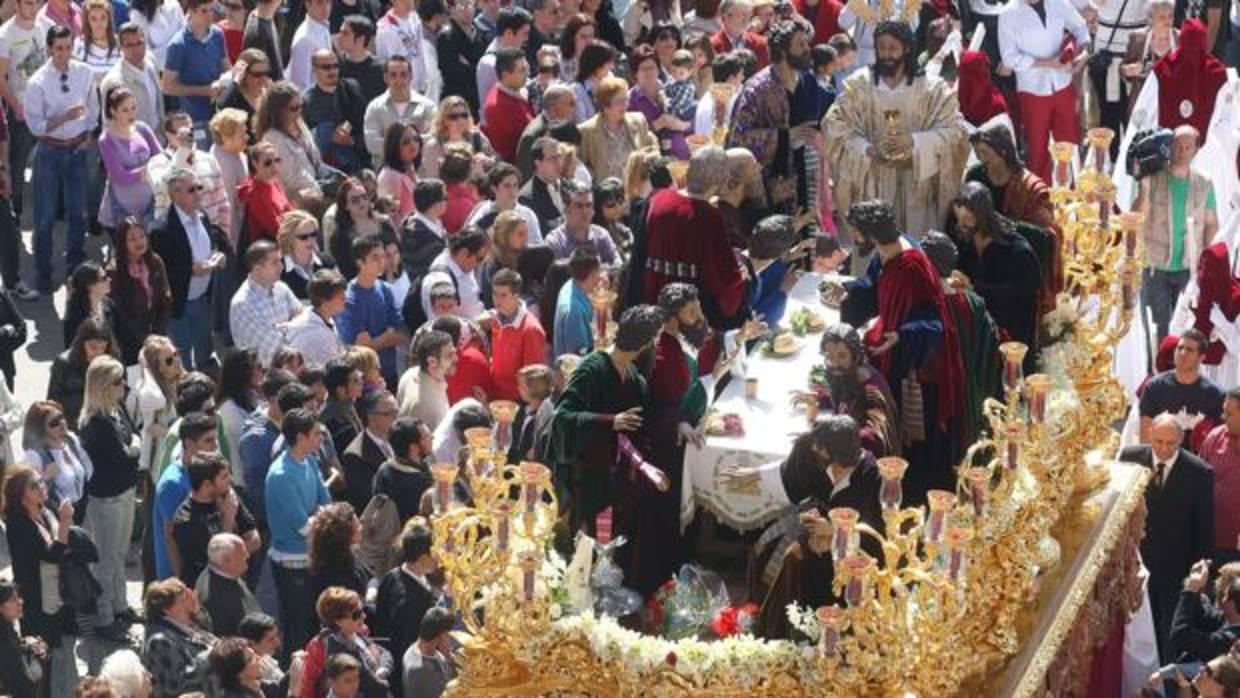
[519,137,568,234]
[1120,412,1216,663]
[152,168,229,371]
[341,389,399,514]
[195,533,261,637]
[515,85,576,179]
[374,523,441,698]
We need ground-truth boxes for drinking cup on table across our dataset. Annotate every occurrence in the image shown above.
[745,376,759,399]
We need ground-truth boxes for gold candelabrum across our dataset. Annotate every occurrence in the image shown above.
[709,83,735,147]
[434,129,1143,696]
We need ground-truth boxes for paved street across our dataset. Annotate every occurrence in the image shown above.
[4,214,146,675]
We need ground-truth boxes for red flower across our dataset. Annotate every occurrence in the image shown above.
[665,651,678,666]
[710,607,741,638]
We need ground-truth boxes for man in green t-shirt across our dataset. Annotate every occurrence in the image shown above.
[1139,125,1219,344]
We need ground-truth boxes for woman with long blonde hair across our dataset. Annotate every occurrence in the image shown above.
[78,355,143,637]
[420,95,495,178]
[479,210,530,306]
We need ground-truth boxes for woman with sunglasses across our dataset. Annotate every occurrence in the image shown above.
[218,50,275,138]
[278,210,333,299]
[63,261,114,350]
[256,81,328,215]
[108,218,172,365]
[48,316,118,427]
[3,465,80,697]
[592,176,634,258]
[79,355,143,638]
[377,122,421,225]
[238,141,294,246]
[21,400,92,525]
[326,177,393,280]
[420,96,495,179]
[130,335,184,472]
[302,585,393,698]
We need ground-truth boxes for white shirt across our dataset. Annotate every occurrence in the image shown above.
[1094,0,1150,53]
[286,308,345,368]
[464,201,544,244]
[693,90,737,138]
[288,16,332,91]
[397,366,450,430]
[476,41,499,124]
[999,0,1092,96]
[375,11,440,102]
[229,276,303,365]
[175,204,213,300]
[25,59,99,139]
[421,251,483,321]
[0,16,55,105]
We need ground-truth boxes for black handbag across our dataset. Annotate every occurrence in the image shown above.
[59,526,103,612]
[1088,0,1131,74]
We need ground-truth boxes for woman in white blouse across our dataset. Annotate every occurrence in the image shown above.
[256,81,328,215]
[74,0,122,81]
[21,400,93,525]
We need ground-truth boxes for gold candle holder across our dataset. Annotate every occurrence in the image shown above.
[882,109,909,161]
[493,500,513,553]
[943,526,975,583]
[590,287,618,348]
[967,467,990,519]
[924,490,956,544]
[816,605,845,657]
[828,507,860,562]
[1000,342,1028,395]
[876,457,908,512]
[520,461,550,515]
[841,554,874,607]
[1086,127,1114,173]
[431,462,458,515]
[465,426,493,452]
[1004,421,1025,471]
[1095,179,1115,228]
[490,400,519,452]
[1026,374,1051,424]
[1051,141,1076,189]
[518,550,541,603]
[1119,211,1144,258]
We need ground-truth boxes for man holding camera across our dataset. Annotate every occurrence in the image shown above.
[1137,124,1218,345]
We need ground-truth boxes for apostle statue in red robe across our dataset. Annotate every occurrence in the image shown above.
[823,200,965,503]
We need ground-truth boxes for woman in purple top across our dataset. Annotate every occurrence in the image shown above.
[628,45,690,161]
[98,85,162,228]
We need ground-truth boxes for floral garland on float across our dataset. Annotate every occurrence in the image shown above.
[429,129,1149,697]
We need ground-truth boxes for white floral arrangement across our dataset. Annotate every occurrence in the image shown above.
[1041,294,1081,347]
[545,612,806,687]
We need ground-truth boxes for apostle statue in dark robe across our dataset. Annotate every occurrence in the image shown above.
[549,305,665,536]
[792,323,900,458]
[721,415,883,639]
[823,200,965,503]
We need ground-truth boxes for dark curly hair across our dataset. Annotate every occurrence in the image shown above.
[307,502,359,576]
[614,304,665,352]
[845,200,900,245]
[820,323,866,366]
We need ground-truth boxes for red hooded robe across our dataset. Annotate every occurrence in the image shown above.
[958,51,1009,129]
[1153,19,1227,141]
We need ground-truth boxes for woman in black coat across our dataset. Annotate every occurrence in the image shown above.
[0,581,47,698]
[3,465,79,697]
[46,316,118,427]
[62,261,114,351]
[108,218,172,366]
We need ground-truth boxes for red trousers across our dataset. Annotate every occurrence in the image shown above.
[1018,85,1081,183]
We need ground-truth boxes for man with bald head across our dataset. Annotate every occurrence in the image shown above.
[194,533,260,636]
[303,47,369,172]
[1121,412,1215,663]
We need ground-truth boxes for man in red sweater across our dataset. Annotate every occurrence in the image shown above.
[642,144,747,329]
[487,268,547,401]
[482,47,534,163]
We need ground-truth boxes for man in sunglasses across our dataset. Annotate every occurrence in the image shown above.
[304,48,369,174]
[24,24,97,294]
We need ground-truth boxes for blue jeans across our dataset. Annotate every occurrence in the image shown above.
[167,295,214,371]
[6,114,32,217]
[31,143,87,287]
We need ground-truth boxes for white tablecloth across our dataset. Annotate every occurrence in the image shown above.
[679,272,841,532]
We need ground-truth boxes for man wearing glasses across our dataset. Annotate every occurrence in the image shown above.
[304,48,369,174]
[101,23,165,132]
[153,168,229,371]
[24,25,97,295]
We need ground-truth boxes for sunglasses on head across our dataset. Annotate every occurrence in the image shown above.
[59,72,69,93]
[447,112,469,121]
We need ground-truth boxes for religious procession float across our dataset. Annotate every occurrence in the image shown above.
[425,128,1150,696]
